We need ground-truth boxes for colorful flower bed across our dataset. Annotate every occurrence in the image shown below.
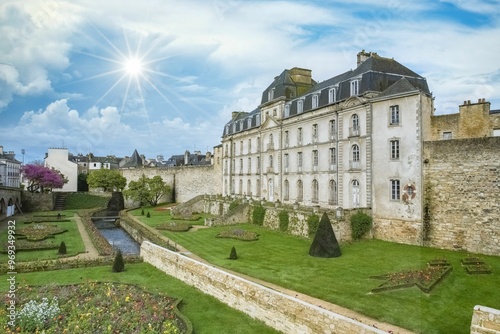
[216,229,259,241]
[370,261,452,293]
[15,224,68,241]
[156,222,192,232]
[1,282,192,333]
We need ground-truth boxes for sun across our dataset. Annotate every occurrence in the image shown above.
[124,57,143,76]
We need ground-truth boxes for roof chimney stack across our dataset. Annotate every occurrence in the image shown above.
[357,50,378,66]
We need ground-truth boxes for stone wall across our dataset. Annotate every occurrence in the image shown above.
[423,137,500,255]
[141,241,387,334]
[120,165,220,204]
[470,305,500,334]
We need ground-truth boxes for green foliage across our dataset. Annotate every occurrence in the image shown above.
[228,200,241,211]
[112,250,125,272]
[17,297,60,332]
[307,213,320,237]
[251,205,266,226]
[350,211,373,240]
[146,212,151,218]
[58,241,67,255]
[278,210,289,232]
[124,174,171,206]
[77,173,89,192]
[229,246,238,260]
[141,209,144,215]
[86,169,126,192]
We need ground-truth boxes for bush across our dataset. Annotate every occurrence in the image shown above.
[278,210,289,232]
[252,205,266,226]
[228,200,241,212]
[307,213,320,237]
[350,211,372,240]
[141,209,144,215]
[229,246,238,260]
[112,250,125,272]
[146,212,151,218]
[58,241,67,255]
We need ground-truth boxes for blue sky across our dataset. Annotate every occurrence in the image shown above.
[1,0,499,163]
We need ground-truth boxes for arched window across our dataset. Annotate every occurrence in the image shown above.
[297,180,303,202]
[239,179,243,195]
[256,179,261,197]
[352,114,359,130]
[329,180,337,205]
[352,179,360,207]
[312,179,319,203]
[268,178,274,201]
[247,180,252,197]
[352,144,360,162]
[224,180,228,195]
[284,180,289,201]
[269,155,273,168]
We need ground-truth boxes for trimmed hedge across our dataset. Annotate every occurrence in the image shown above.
[350,211,372,240]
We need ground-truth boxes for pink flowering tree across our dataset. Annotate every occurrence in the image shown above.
[21,164,66,193]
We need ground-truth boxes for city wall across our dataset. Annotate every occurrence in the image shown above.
[423,137,500,256]
[141,241,387,334]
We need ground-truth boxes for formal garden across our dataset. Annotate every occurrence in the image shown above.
[1,193,499,333]
[129,204,500,334]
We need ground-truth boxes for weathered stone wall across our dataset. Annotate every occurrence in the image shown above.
[141,241,387,334]
[373,218,422,246]
[120,165,220,204]
[470,305,500,334]
[423,137,500,255]
[20,191,51,213]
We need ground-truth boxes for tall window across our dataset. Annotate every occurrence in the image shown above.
[329,148,336,166]
[256,156,260,173]
[269,155,273,168]
[239,179,243,195]
[313,150,318,167]
[239,159,243,174]
[269,134,274,146]
[391,179,400,201]
[298,127,303,145]
[312,124,318,141]
[297,152,303,168]
[297,180,303,202]
[328,87,337,103]
[350,79,360,96]
[284,153,289,170]
[232,159,235,173]
[352,179,360,207]
[248,139,251,154]
[297,99,304,114]
[329,180,337,205]
[268,88,274,101]
[247,117,252,128]
[352,114,359,130]
[240,141,243,154]
[247,180,252,196]
[390,105,400,125]
[352,144,360,162]
[257,136,261,152]
[284,180,289,201]
[312,179,319,203]
[284,104,290,117]
[312,94,319,109]
[256,179,261,197]
[247,157,251,174]
[284,131,289,147]
[390,140,400,160]
[329,119,336,140]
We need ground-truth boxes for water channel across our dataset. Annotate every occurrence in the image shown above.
[92,217,141,255]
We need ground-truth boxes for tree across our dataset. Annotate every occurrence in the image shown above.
[86,169,126,192]
[77,173,89,192]
[21,164,66,193]
[124,174,171,206]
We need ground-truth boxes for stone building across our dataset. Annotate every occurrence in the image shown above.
[0,145,21,188]
[44,148,78,192]
[221,51,433,240]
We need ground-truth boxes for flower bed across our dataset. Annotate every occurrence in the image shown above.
[1,239,59,253]
[156,222,192,232]
[171,215,201,221]
[2,282,192,333]
[216,229,259,241]
[15,224,68,241]
[461,256,484,265]
[428,258,450,267]
[370,264,452,293]
[461,257,492,274]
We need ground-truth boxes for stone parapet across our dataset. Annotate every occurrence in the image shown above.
[471,305,500,334]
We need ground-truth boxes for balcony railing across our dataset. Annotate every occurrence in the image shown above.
[266,167,274,173]
[267,143,274,151]
[349,160,361,170]
[349,127,360,137]
[329,164,337,172]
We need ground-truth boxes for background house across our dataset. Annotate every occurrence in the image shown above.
[44,148,78,192]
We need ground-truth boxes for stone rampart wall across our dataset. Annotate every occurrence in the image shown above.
[470,305,500,334]
[424,137,500,255]
[141,241,387,334]
[121,165,220,204]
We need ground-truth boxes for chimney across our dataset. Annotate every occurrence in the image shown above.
[357,50,377,66]
[232,112,240,120]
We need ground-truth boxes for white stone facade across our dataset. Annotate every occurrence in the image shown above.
[44,148,78,192]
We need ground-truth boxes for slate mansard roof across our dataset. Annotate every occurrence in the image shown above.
[222,52,430,137]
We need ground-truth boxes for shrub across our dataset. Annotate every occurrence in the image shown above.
[229,246,238,260]
[350,211,372,240]
[112,250,125,272]
[252,205,266,226]
[141,209,144,215]
[146,212,151,218]
[58,241,67,255]
[307,213,320,237]
[228,200,241,212]
[278,210,289,232]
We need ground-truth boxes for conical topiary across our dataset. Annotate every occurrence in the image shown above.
[229,246,238,260]
[146,212,151,218]
[141,209,145,215]
[58,241,67,255]
[309,212,341,258]
[112,250,125,272]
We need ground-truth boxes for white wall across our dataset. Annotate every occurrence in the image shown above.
[45,148,78,192]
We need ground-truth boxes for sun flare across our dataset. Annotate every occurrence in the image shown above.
[124,57,143,76]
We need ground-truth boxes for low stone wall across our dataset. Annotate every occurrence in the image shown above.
[470,305,500,334]
[141,241,387,334]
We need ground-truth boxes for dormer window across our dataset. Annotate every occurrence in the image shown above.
[247,117,252,128]
[312,94,319,109]
[256,114,261,125]
[268,88,275,101]
[284,104,290,117]
[350,79,361,96]
[297,99,304,114]
[328,87,337,103]
[232,123,236,132]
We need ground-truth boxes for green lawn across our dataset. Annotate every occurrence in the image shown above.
[64,192,110,210]
[133,210,500,334]
[0,214,86,262]
[0,263,279,334]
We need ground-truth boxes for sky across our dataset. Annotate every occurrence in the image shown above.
[0,0,499,163]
